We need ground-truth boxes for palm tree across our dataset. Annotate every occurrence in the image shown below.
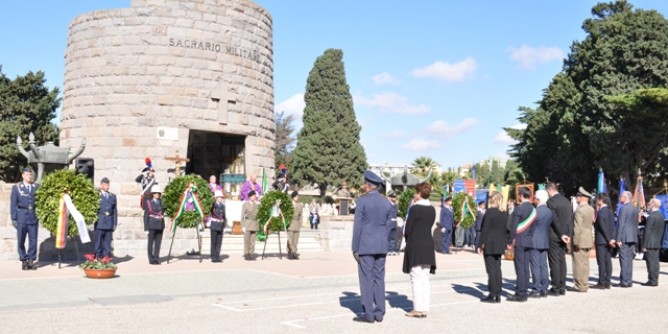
[411,156,438,178]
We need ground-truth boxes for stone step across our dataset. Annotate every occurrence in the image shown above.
[199,229,324,255]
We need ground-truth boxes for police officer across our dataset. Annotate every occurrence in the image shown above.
[95,177,118,259]
[10,167,39,270]
[144,185,165,265]
[352,170,392,323]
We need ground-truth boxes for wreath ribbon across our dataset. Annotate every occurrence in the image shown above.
[171,184,204,232]
[55,194,91,249]
[459,199,476,224]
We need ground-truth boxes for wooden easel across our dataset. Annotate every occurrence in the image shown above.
[261,232,283,260]
[57,237,80,269]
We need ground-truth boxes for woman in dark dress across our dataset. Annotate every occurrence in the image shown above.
[476,191,508,303]
[403,183,436,318]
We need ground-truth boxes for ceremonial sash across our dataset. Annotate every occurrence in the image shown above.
[516,208,537,234]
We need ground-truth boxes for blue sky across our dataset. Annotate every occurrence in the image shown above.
[2,1,668,170]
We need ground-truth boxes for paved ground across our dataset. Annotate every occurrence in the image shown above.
[0,248,666,334]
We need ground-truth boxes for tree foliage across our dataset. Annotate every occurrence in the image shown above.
[507,1,668,194]
[289,49,367,196]
[274,111,296,167]
[0,67,60,181]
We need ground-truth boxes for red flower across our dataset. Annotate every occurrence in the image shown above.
[84,253,95,261]
[101,256,112,264]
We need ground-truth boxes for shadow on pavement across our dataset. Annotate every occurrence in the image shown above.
[338,291,362,315]
[452,283,485,299]
[386,291,412,311]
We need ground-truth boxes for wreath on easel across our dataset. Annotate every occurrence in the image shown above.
[162,174,214,229]
[452,192,477,229]
[256,190,294,241]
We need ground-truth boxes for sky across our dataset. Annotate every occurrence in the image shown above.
[2,0,668,170]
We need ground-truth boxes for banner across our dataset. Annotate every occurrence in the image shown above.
[55,197,68,249]
[632,178,645,209]
[464,179,475,196]
[475,190,488,206]
[62,194,91,244]
[657,194,668,220]
[453,179,466,194]
[597,168,607,194]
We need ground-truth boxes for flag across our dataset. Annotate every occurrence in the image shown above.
[616,178,626,227]
[55,197,69,249]
[597,168,607,194]
[632,176,645,209]
[171,184,204,232]
[261,168,268,194]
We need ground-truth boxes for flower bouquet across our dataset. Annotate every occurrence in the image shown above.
[80,254,117,278]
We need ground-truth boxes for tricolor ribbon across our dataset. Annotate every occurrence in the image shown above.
[264,201,285,234]
[56,194,91,249]
[516,207,537,234]
[459,199,477,224]
[171,184,204,231]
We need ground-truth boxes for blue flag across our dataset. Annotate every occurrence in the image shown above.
[597,168,607,194]
[615,178,626,227]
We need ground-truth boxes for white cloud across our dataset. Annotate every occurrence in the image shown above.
[372,72,400,85]
[275,93,305,117]
[355,92,430,115]
[401,138,441,151]
[507,45,564,69]
[382,130,407,138]
[410,56,478,82]
[426,117,479,139]
[494,123,527,144]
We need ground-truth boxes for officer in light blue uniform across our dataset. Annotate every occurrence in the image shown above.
[10,167,39,270]
[95,177,118,259]
[352,170,392,324]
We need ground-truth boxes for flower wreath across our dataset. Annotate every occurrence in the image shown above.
[256,190,294,241]
[162,174,214,229]
[452,192,477,229]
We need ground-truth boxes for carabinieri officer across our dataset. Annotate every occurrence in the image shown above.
[10,167,39,270]
[351,170,392,323]
[95,177,118,259]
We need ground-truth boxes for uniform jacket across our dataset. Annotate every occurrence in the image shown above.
[643,210,665,249]
[477,207,508,255]
[531,204,553,250]
[352,189,392,255]
[616,202,639,244]
[508,201,536,248]
[594,205,616,245]
[573,202,595,249]
[97,191,118,231]
[210,201,226,232]
[144,198,165,231]
[440,205,454,229]
[547,193,573,240]
[241,201,259,231]
[402,202,436,274]
[10,182,38,225]
[289,202,303,231]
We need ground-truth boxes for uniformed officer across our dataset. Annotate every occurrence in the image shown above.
[144,185,165,265]
[95,177,118,259]
[210,190,226,263]
[352,170,392,323]
[287,191,303,260]
[507,187,537,302]
[10,167,39,270]
[241,190,259,261]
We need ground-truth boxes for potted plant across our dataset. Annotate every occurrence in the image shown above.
[80,254,117,279]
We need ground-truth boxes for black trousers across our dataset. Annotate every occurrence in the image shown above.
[95,229,113,259]
[17,222,38,261]
[147,229,163,263]
[645,248,660,284]
[514,246,531,295]
[548,238,567,291]
[595,244,613,285]
[484,254,502,296]
[210,229,223,261]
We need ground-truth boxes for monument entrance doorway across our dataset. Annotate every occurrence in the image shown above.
[186,130,246,195]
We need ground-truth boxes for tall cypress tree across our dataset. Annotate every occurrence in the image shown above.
[289,49,367,196]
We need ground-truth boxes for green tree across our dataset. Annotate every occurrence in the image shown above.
[474,161,491,187]
[507,0,668,193]
[0,67,60,181]
[274,111,296,167]
[411,156,438,178]
[289,49,367,196]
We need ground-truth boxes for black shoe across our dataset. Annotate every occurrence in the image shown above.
[540,291,548,298]
[614,283,632,288]
[375,318,383,323]
[249,254,257,261]
[293,254,300,260]
[352,316,374,323]
[641,281,658,287]
[590,284,607,289]
[27,259,37,270]
[21,260,28,270]
[506,294,527,302]
[547,288,561,296]
[480,295,501,303]
[528,291,542,298]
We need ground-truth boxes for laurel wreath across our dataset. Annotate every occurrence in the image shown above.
[452,192,477,229]
[162,174,214,229]
[256,190,294,241]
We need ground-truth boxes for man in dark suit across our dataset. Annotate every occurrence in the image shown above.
[352,170,392,323]
[440,197,454,254]
[616,191,639,287]
[530,190,552,297]
[474,201,485,248]
[642,198,665,286]
[591,193,616,289]
[95,177,118,259]
[507,187,537,302]
[10,167,39,270]
[546,182,572,296]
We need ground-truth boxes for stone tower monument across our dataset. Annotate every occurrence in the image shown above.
[59,0,274,255]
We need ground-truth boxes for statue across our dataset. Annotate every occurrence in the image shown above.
[16,132,86,183]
